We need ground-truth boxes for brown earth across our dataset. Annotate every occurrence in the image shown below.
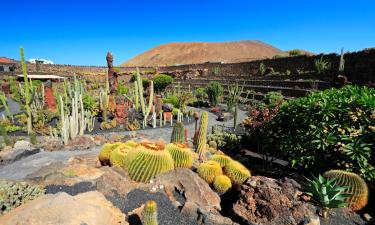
[121,40,285,66]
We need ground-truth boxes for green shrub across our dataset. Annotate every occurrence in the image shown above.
[195,87,208,101]
[153,74,173,93]
[263,91,284,109]
[263,86,375,181]
[117,80,129,95]
[314,56,331,74]
[163,95,179,108]
[208,128,242,152]
[205,82,224,106]
[259,63,266,76]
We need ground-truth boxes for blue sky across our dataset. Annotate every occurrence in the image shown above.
[1,0,374,66]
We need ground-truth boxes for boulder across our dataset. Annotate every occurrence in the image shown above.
[154,169,221,218]
[217,112,233,122]
[41,137,63,151]
[0,191,127,225]
[0,147,40,166]
[233,176,315,225]
[64,135,95,150]
[162,103,174,112]
[13,140,31,150]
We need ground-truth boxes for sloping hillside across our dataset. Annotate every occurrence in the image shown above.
[121,41,284,66]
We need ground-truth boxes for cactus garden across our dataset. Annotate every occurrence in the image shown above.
[1,2,375,224]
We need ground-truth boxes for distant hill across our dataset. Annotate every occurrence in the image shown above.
[121,40,286,67]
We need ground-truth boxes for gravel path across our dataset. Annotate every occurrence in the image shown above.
[0,107,248,181]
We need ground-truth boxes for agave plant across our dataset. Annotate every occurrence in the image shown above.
[305,174,350,216]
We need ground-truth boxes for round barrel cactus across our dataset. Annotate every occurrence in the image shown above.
[213,175,232,194]
[224,161,251,185]
[143,200,158,225]
[324,170,368,211]
[166,143,193,168]
[124,140,139,148]
[210,154,232,167]
[109,144,133,167]
[126,141,174,183]
[98,142,123,165]
[197,160,222,184]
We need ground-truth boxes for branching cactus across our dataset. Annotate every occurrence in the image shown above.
[170,122,184,143]
[324,170,369,211]
[196,111,209,160]
[135,68,154,128]
[143,200,158,225]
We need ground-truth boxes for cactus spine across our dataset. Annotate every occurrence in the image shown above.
[196,111,209,159]
[211,154,232,167]
[224,161,251,185]
[170,122,184,143]
[143,200,158,225]
[197,160,222,184]
[166,143,193,169]
[213,175,232,194]
[324,170,368,211]
[126,141,174,182]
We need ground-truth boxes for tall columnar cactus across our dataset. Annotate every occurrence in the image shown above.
[213,175,232,194]
[165,143,193,169]
[224,161,251,185]
[196,111,209,159]
[19,47,33,134]
[227,82,244,129]
[170,122,185,143]
[99,88,109,123]
[109,144,132,167]
[143,200,158,225]
[197,160,222,184]
[125,140,174,182]
[134,80,139,111]
[324,170,368,211]
[98,142,123,165]
[135,68,154,128]
[210,154,232,167]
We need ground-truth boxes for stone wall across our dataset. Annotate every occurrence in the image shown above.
[10,48,375,84]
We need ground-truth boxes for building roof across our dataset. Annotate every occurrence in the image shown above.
[17,74,66,80]
[0,57,16,64]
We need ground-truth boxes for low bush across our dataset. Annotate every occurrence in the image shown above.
[153,74,173,93]
[262,86,375,181]
[205,82,224,107]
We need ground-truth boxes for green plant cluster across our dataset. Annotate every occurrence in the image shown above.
[0,181,45,215]
[263,86,375,181]
[205,82,224,107]
[208,128,242,152]
[153,74,173,93]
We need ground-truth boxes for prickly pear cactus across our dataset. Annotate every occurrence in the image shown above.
[197,160,222,184]
[324,170,369,211]
[0,181,45,215]
[170,122,185,144]
[166,143,193,168]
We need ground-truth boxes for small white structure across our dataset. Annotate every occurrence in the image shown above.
[28,58,54,64]
[17,74,66,81]
[0,57,16,72]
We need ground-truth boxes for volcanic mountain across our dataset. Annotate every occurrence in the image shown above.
[121,40,285,67]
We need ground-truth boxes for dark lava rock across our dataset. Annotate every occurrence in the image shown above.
[45,181,97,196]
[162,104,173,112]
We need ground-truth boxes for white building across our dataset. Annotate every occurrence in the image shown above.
[28,58,54,64]
[0,57,16,72]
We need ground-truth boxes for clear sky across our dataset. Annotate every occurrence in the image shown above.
[1,0,374,66]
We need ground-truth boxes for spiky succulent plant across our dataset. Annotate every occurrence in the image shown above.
[197,160,222,184]
[125,140,174,182]
[224,161,251,185]
[143,200,158,225]
[0,181,45,215]
[324,170,369,211]
[210,154,232,167]
[196,112,209,159]
[165,143,193,168]
[213,175,232,194]
[109,144,133,167]
[170,122,185,144]
[98,142,123,165]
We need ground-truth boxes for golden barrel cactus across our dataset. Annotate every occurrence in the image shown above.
[165,143,193,169]
[126,140,174,183]
[324,170,368,211]
[224,161,251,185]
[213,175,232,194]
[210,154,232,167]
[197,160,222,184]
[109,144,133,167]
[98,142,122,165]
